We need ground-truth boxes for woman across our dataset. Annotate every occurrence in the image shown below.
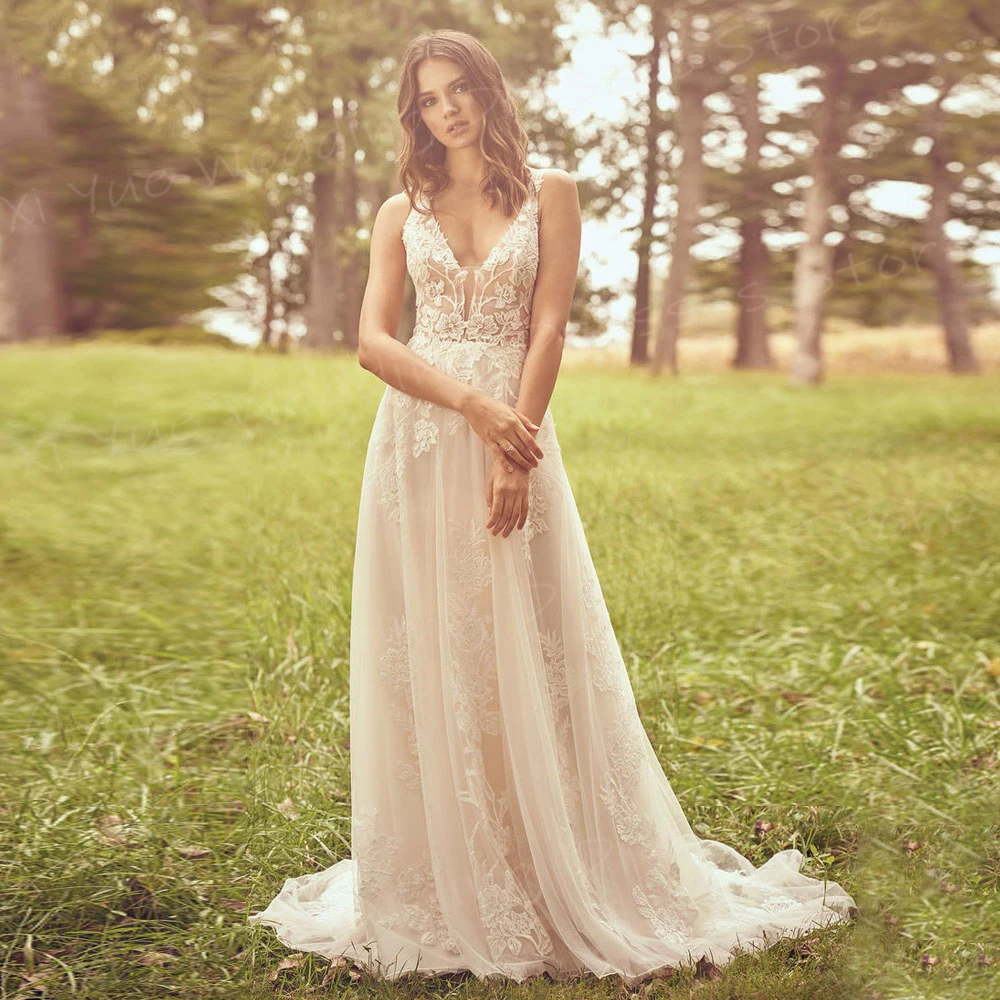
[249,29,857,984]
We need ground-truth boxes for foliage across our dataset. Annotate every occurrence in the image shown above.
[86,324,244,348]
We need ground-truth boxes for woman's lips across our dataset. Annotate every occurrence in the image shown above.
[447,121,469,136]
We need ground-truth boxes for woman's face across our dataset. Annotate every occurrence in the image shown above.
[416,57,484,148]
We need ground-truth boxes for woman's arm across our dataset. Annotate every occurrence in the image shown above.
[357,194,475,415]
[484,170,581,537]
[515,169,583,425]
[357,193,543,472]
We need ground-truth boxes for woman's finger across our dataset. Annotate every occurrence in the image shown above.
[514,408,541,433]
[488,493,507,535]
[496,440,532,472]
[485,479,499,530]
[515,491,528,531]
[501,429,538,469]
[500,494,517,536]
[515,492,530,534]
[512,418,544,462]
[504,494,520,537]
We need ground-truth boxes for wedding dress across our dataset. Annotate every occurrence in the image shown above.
[248,165,857,982]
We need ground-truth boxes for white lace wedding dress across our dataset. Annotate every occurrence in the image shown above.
[248,165,857,982]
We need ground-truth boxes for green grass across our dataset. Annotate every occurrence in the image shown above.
[1,342,998,999]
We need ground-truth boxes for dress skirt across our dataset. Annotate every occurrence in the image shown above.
[248,335,857,982]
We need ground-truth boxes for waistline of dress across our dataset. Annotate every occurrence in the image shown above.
[408,331,528,350]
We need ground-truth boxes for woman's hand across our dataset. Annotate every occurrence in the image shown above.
[461,391,544,472]
[486,460,530,537]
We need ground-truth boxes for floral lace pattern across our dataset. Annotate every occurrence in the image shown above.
[581,565,630,694]
[354,805,461,955]
[248,163,859,981]
[374,168,558,547]
[405,168,542,350]
[359,505,559,966]
[376,615,422,792]
[444,511,557,962]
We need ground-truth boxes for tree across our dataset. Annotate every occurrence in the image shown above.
[0,43,65,340]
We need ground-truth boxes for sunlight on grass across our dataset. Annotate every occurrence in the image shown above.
[1,343,997,999]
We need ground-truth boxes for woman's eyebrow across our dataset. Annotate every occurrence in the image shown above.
[418,76,466,98]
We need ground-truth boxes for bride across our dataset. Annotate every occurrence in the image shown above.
[249,28,857,984]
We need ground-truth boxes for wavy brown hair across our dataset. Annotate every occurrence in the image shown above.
[396,30,532,220]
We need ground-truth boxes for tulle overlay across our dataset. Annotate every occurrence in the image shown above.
[249,167,856,982]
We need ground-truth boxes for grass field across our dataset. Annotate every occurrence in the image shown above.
[1,340,998,1000]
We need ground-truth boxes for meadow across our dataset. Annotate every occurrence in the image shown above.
[1,340,998,1000]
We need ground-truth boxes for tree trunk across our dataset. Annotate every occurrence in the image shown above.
[302,101,340,351]
[340,94,362,352]
[790,55,846,386]
[925,88,979,373]
[0,47,66,341]
[0,225,14,343]
[652,77,703,375]
[255,237,276,350]
[631,5,664,367]
[66,200,105,334]
[732,75,773,369]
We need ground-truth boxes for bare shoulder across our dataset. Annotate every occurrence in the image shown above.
[537,168,579,211]
[536,168,580,225]
[538,167,577,194]
[536,167,576,191]
[376,191,413,236]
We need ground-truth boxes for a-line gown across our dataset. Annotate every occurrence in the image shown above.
[248,165,857,982]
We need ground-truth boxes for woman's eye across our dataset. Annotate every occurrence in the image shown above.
[422,83,467,107]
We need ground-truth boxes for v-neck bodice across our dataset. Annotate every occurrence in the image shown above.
[428,194,531,273]
[403,167,544,348]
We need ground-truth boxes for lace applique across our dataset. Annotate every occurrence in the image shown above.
[448,587,502,742]
[376,615,422,791]
[373,466,402,526]
[523,460,555,543]
[354,807,399,898]
[406,337,527,412]
[608,700,647,784]
[368,401,403,526]
[633,863,692,947]
[596,688,704,940]
[445,516,500,744]
[578,558,702,943]
[477,866,553,959]
[761,895,801,913]
[449,514,493,589]
[386,387,466,459]
[538,625,587,848]
[540,626,569,715]
[377,168,544,468]
[354,806,461,954]
[580,569,630,694]
[356,170,604,964]
[508,407,559,549]
[372,170,559,540]
[442,510,556,962]
[396,729,421,790]
[404,168,543,352]
[600,771,648,847]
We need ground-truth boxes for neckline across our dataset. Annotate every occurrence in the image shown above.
[425,168,537,274]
